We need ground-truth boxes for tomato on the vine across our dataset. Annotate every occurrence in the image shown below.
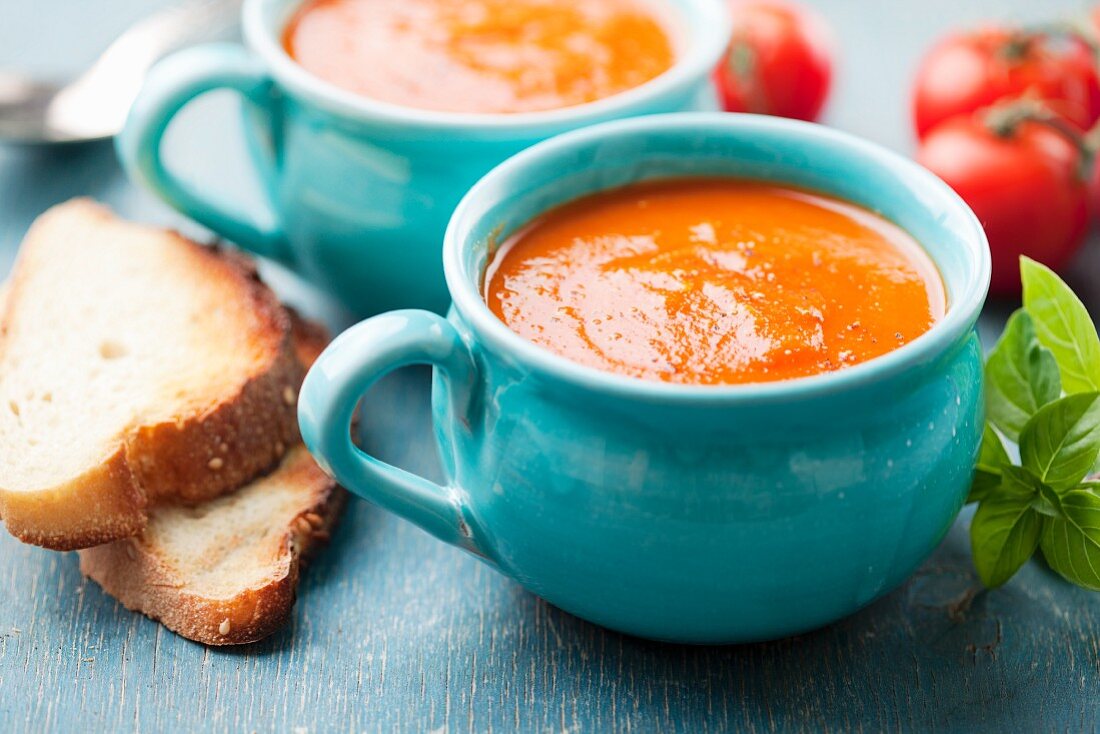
[917,106,1090,294]
[714,0,834,121]
[912,28,1100,139]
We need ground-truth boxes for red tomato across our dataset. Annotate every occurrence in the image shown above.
[917,113,1090,294]
[714,0,834,121]
[912,28,1100,139]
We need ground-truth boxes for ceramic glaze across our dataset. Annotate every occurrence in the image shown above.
[116,0,729,316]
[298,115,991,643]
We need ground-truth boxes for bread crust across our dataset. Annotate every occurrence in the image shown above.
[0,448,146,549]
[78,313,341,645]
[287,306,331,368]
[0,200,301,550]
[78,451,344,645]
[132,246,303,505]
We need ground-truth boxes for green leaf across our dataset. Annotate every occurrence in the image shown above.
[968,424,1010,504]
[1040,488,1100,590]
[1032,480,1064,518]
[986,309,1061,441]
[1019,393,1100,492]
[1021,257,1100,394]
[970,468,1044,587]
[1000,464,1043,496]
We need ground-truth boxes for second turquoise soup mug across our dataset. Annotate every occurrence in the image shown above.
[298,114,992,644]
[117,0,731,316]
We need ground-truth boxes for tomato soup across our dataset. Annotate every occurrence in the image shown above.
[282,0,677,114]
[485,179,945,385]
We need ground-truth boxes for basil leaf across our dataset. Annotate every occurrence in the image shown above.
[1021,257,1100,394]
[1019,393,1100,492]
[1039,488,1100,591]
[1032,480,1064,518]
[970,468,1043,587]
[986,309,1061,440]
[1000,464,1044,496]
[968,424,1010,504]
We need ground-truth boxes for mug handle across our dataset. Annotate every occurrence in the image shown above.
[116,43,290,263]
[298,310,499,565]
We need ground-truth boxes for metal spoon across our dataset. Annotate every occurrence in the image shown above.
[0,0,242,145]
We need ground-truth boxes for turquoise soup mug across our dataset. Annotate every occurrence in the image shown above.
[299,114,992,643]
[116,0,730,316]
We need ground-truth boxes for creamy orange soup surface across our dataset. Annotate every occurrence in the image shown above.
[484,179,945,386]
[282,0,677,114]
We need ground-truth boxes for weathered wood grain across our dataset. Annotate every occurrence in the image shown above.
[2,0,1100,731]
[2,366,1099,733]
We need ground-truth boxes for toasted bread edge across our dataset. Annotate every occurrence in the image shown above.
[0,200,302,549]
[78,461,344,645]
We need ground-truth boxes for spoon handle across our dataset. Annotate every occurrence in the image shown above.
[39,0,244,142]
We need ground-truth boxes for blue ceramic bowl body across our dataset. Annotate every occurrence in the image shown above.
[116,0,731,316]
[299,113,991,643]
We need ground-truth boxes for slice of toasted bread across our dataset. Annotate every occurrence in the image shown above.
[0,200,302,550]
[78,444,343,645]
[79,317,342,645]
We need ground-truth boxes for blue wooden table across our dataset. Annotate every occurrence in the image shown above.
[2,1,1100,731]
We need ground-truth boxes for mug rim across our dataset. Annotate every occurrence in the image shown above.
[242,0,732,132]
[443,113,992,404]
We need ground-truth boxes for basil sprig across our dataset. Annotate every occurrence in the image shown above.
[969,257,1100,590]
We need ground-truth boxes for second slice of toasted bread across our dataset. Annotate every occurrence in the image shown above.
[79,444,344,645]
[0,200,302,550]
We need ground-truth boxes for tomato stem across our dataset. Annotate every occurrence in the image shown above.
[724,37,768,114]
[997,32,1033,62]
[1011,21,1100,59]
[984,100,1095,180]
